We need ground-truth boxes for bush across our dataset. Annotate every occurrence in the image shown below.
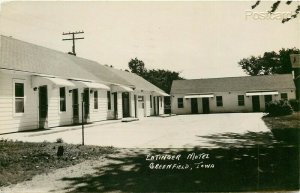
[56,138,64,143]
[288,99,300,112]
[265,100,293,117]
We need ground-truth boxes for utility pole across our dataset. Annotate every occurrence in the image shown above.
[62,31,84,56]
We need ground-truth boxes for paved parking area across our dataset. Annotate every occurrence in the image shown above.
[2,113,270,148]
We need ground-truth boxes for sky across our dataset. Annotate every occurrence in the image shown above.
[0,1,299,79]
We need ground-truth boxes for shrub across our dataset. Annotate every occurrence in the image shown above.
[265,100,293,117]
[56,138,64,143]
[288,99,300,112]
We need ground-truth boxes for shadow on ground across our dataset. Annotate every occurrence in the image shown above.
[60,131,299,192]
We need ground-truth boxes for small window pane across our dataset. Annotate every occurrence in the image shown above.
[15,98,24,113]
[15,83,24,97]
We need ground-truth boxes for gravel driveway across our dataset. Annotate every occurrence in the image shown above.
[2,113,270,148]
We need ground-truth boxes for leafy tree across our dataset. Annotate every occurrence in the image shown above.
[251,0,300,23]
[238,48,300,75]
[128,58,146,76]
[128,58,184,93]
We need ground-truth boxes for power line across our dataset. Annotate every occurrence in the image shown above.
[62,31,84,56]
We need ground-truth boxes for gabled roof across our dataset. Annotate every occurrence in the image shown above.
[0,35,100,81]
[105,67,166,93]
[0,35,167,94]
[170,74,296,94]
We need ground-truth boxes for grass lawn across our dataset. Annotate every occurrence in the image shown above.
[263,112,300,129]
[262,112,300,144]
[0,139,114,187]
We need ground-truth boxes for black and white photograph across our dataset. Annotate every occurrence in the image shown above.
[0,0,299,192]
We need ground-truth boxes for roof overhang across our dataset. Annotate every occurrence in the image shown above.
[71,80,110,90]
[111,84,134,92]
[184,94,214,98]
[33,76,75,87]
[152,91,169,96]
[246,91,279,96]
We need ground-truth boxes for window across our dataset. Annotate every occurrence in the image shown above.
[94,91,98,109]
[15,82,24,113]
[264,95,272,106]
[238,95,245,106]
[59,87,66,112]
[216,96,223,107]
[177,98,184,108]
[107,91,111,110]
[150,95,152,108]
[281,93,288,100]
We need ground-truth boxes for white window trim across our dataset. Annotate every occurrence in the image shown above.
[93,90,99,111]
[59,87,67,113]
[13,79,26,117]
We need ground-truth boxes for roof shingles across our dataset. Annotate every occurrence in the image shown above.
[171,74,295,94]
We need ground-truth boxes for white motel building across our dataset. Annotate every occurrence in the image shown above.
[0,35,168,134]
[170,74,296,114]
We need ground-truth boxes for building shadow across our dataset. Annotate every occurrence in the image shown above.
[59,131,299,192]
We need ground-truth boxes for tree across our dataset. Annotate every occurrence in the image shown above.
[251,1,300,23]
[128,58,147,76]
[128,58,184,93]
[238,48,300,76]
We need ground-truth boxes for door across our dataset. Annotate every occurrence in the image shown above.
[72,89,79,124]
[122,92,130,118]
[134,95,137,118]
[252,96,260,112]
[153,96,157,115]
[113,92,118,119]
[202,98,210,114]
[157,97,160,115]
[39,86,48,128]
[83,88,90,122]
[264,95,272,109]
[191,98,198,114]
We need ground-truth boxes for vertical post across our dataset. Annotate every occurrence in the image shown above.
[81,99,85,146]
[72,33,76,55]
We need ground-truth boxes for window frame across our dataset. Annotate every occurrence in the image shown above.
[13,79,25,116]
[107,91,111,110]
[281,93,288,100]
[59,87,66,112]
[238,95,245,106]
[177,98,184,108]
[216,96,223,107]
[94,90,98,109]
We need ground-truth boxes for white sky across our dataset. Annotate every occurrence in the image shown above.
[0,1,299,79]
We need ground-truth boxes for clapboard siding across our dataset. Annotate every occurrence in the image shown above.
[90,90,108,122]
[0,71,38,133]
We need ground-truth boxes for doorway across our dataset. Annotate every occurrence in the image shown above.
[113,92,118,119]
[83,88,90,122]
[202,98,210,114]
[157,97,160,115]
[191,98,199,114]
[264,95,272,109]
[153,96,157,115]
[252,96,260,112]
[122,92,130,118]
[39,85,48,128]
[72,89,79,124]
[134,95,137,118]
